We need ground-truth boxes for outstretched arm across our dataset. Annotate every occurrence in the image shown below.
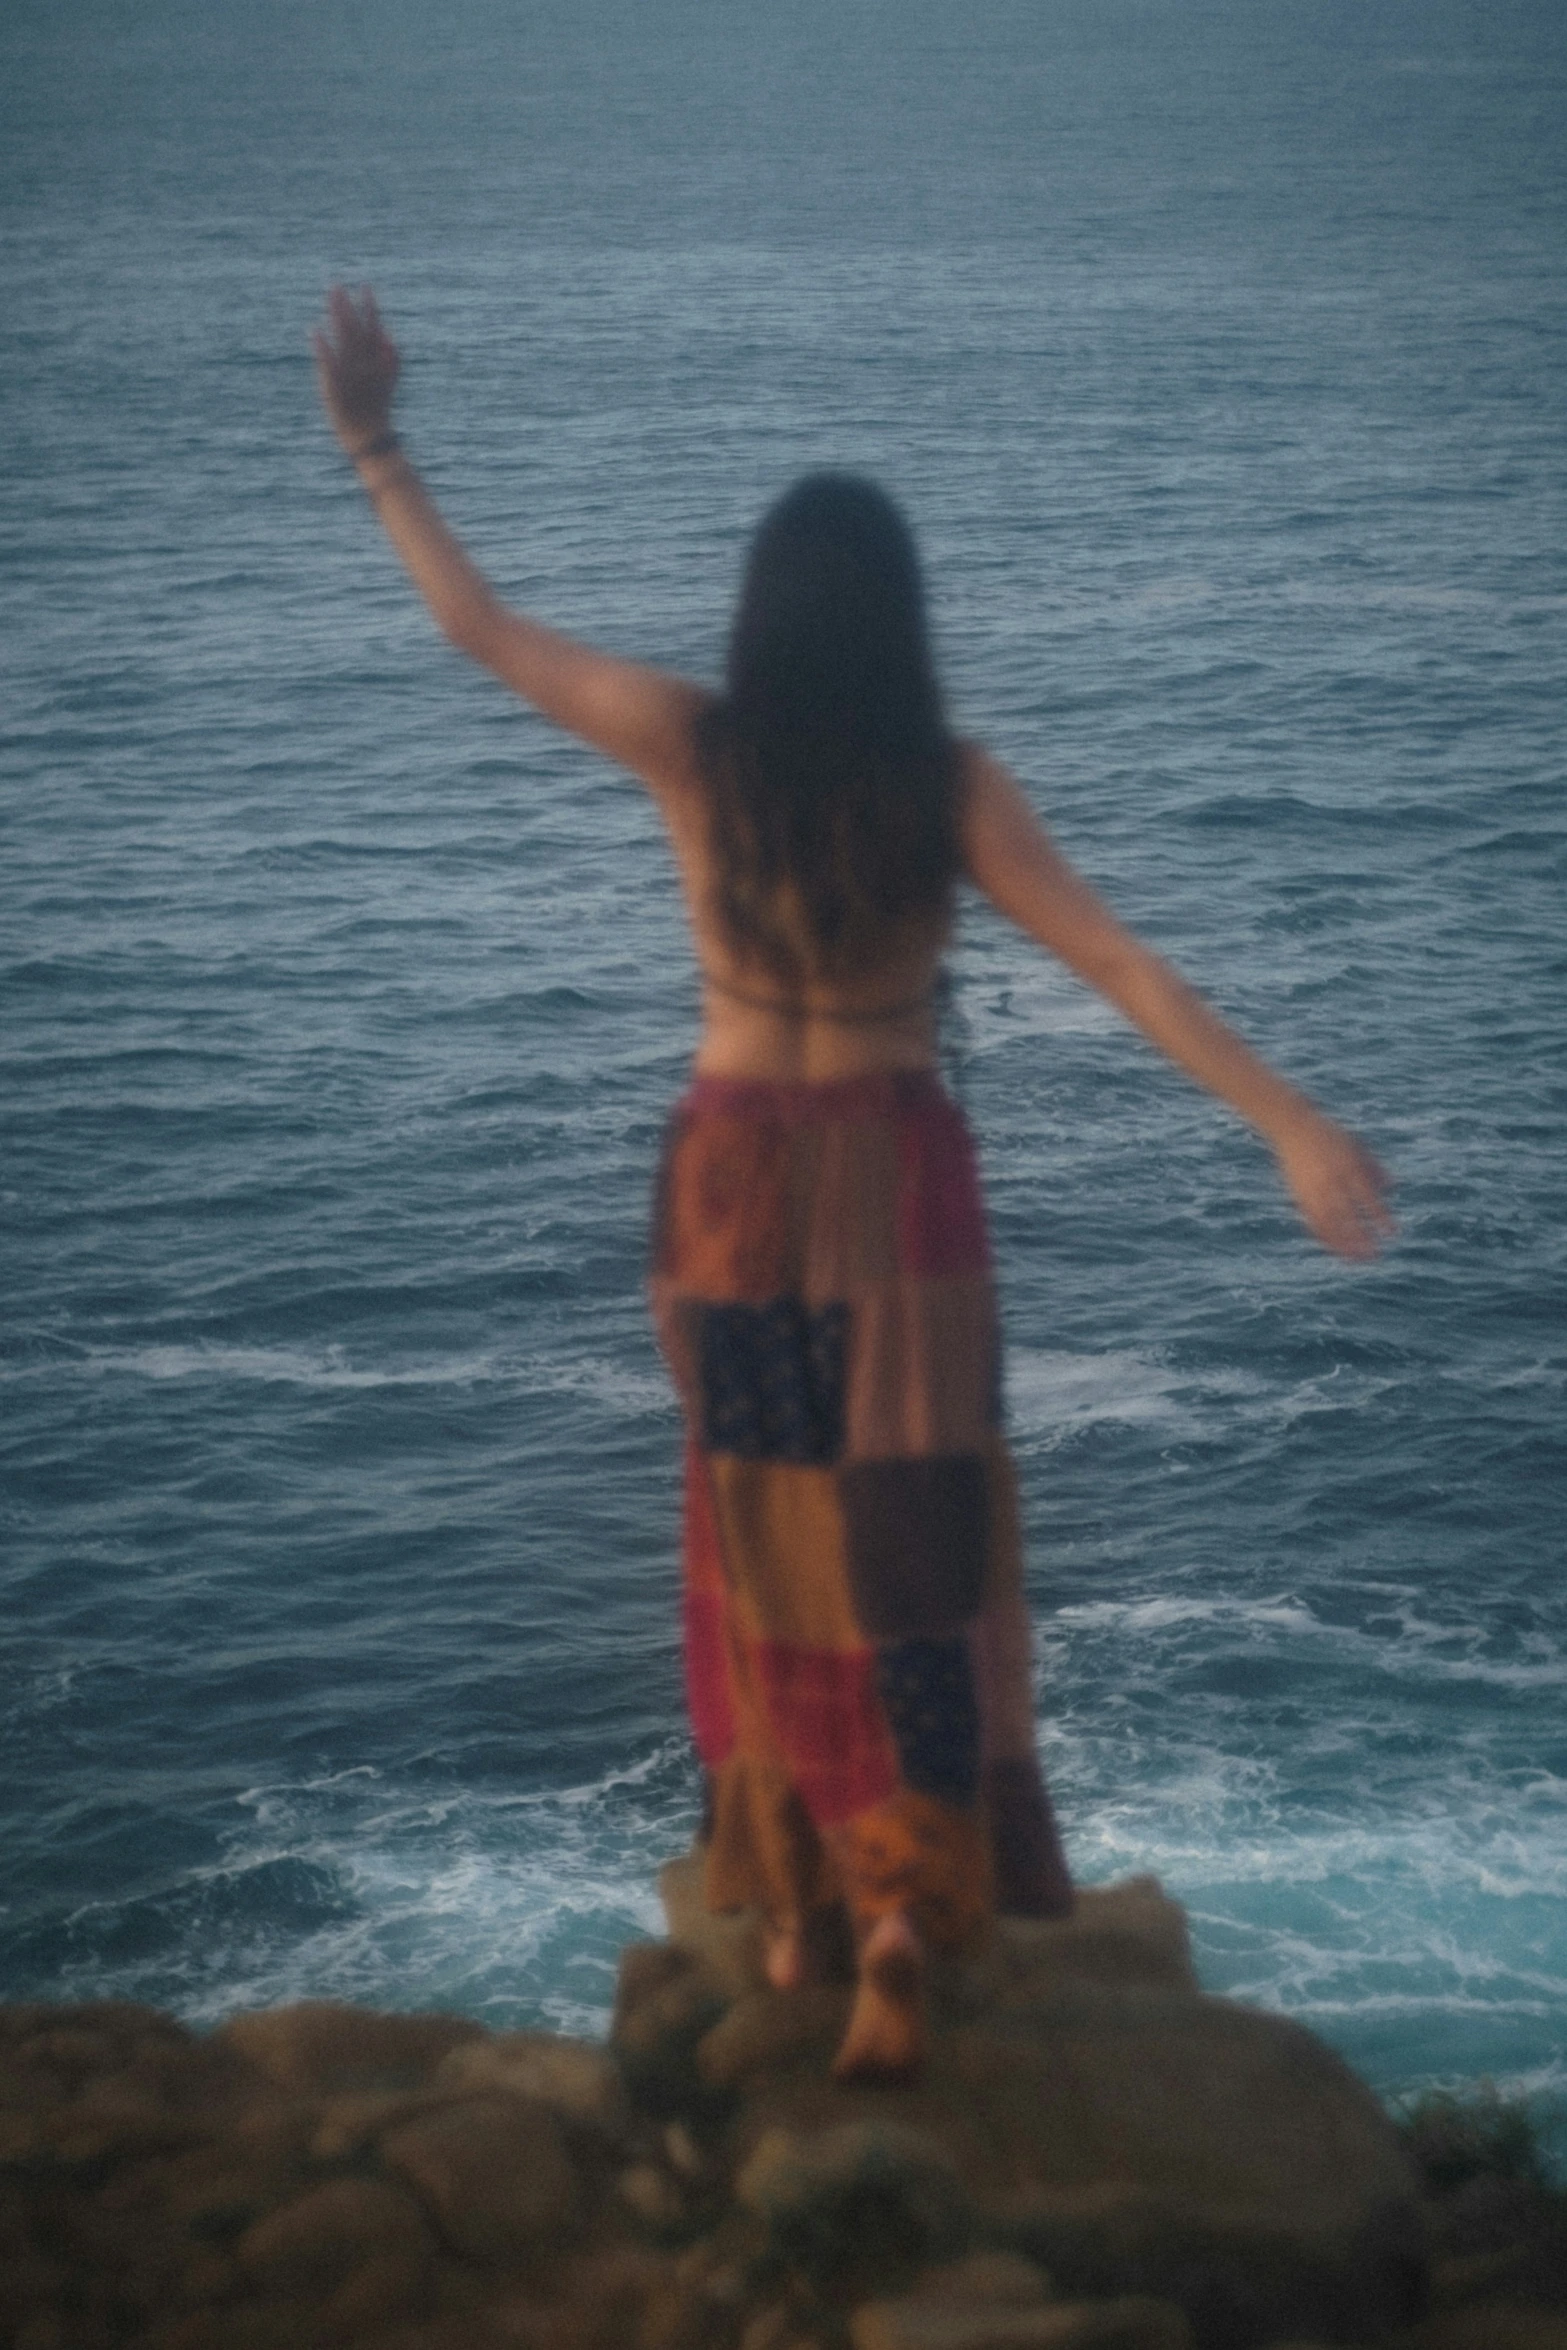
[313,286,704,796]
[960,745,1395,1259]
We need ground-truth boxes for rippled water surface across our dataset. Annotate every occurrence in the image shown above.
[4,0,1565,2154]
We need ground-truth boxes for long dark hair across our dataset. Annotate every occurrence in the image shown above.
[694,473,960,984]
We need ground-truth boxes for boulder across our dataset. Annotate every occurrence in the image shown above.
[435,2028,632,2139]
[611,1940,733,2121]
[0,1879,1495,2350]
[958,1881,1199,2006]
[380,2089,581,2259]
[714,1982,1425,2346]
[851,2296,1193,2350]
[216,2000,483,2094]
[234,2174,435,2323]
[737,2119,973,2300]
[646,1854,1427,2350]
[914,2253,1058,2304]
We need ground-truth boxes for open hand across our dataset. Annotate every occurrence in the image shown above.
[1272,1107,1396,1261]
[313,285,400,455]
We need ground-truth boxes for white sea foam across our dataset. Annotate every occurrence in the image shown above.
[159,1744,697,2035]
[1055,1593,1323,1636]
[1004,1346,1259,1443]
[1051,1586,1567,1700]
[64,1343,507,1390]
[12,1341,676,1417]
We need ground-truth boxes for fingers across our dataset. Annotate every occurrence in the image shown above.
[1279,1120,1397,1261]
[1319,1167,1397,1261]
[319,283,387,361]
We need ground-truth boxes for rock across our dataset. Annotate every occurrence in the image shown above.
[1401,2318,1567,2350]
[216,2000,484,2094]
[0,1881,1484,2350]
[308,2083,462,2161]
[740,2310,811,2350]
[967,1993,1426,2344]
[716,1976,1427,2347]
[510,2244,689,2350]
[39,2081,208,2168]
[851,2297,1193,2350]
[960,1884,1198,2008]
[665,2119,707,2178]
[660,1852,771,1998]
[380,2090,580,2260]
[612,1942,732,2121]
[915,2253,1056,2304]
[619,2159,688,2230]
[235,2174,433,2304]
[435,2030,632,2138]
[698,1986,851,2090]
[738,2120,971,2298]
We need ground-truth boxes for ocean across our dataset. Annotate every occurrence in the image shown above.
[3,0,1564,2158]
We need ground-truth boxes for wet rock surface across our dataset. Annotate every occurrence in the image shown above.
[0,1872,1561,2350]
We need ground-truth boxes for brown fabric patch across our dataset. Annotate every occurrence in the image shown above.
[802,1116,901,1298]
[969,1586,1039,1764]
[984,1757,1075,1920]
[843,1278,999,1460]
[840,1453,989,1639]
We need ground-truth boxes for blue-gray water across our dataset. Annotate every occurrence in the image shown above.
[4,0,1564,2157]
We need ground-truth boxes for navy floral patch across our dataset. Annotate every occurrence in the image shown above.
[699,1300,849,1465]
[875,1637,980,1807]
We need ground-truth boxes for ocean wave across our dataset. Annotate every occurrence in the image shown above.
[1052,1588,1567,1695]
[6,1744,698,2039]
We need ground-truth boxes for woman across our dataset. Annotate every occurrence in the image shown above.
[314,288,1393,2084]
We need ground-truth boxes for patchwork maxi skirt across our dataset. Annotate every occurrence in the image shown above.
[650,1068,1074,1953]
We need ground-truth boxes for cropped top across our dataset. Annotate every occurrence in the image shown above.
[701,967,937,1025]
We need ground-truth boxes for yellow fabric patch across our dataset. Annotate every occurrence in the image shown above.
[706,1457,862,1650]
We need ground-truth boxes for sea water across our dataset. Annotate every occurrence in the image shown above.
[3,0,1564,2157]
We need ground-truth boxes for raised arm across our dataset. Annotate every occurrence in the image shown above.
[313,286,705,797]
[960,744,1395,1259]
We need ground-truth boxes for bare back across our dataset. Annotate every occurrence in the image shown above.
[651,715,948,1082]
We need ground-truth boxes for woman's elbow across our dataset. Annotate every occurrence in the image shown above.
[436,591,499,663]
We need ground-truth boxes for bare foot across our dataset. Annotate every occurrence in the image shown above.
[830,1911,927,2085]
[764,1922,808,1992]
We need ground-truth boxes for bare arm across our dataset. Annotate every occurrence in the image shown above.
[313,286,704,796]
[960,745,1395,1259]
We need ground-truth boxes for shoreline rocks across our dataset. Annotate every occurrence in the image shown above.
[0,1871,1561,2350]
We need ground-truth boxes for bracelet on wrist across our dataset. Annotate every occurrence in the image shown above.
[350,428,401,462]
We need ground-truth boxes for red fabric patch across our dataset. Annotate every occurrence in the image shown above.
[682,1448,734,1766]
[895,1094,990,1277]
[658,1114,795,1299]
[754,1640,899,1826]
[682,1442,726,1596]
[683,1588,735,1768]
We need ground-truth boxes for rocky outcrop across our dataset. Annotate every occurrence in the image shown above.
[0,1870,1560,2350]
